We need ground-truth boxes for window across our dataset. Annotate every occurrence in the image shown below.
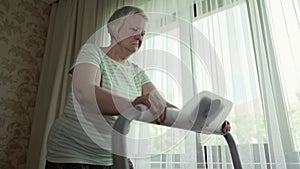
[129,27,198,168]
[264,0,300,151]
[192,2,267,145]
[192,2,271,168]
[126,0,300,168]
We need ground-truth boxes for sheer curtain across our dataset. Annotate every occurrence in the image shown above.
[189,0,300,168]
[130,0,300,168]
[191,1,268,168]
[123,1,198,168]
[27,0,300,168]
[246,0,300,168]
[130,0,262,168]
[264,0,300,154]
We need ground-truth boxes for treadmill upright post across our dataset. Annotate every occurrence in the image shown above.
[112,115,131,169]
[224,133,243,169]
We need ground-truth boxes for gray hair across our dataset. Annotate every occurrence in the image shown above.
[107,6,148,40]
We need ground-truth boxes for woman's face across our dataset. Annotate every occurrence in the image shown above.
[117,14,147,54]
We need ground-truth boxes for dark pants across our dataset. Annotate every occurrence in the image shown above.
[45,160,134,169]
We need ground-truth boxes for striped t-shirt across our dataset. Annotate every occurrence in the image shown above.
[46,44,150,165]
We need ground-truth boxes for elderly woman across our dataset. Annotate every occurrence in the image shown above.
[45,6,230,169]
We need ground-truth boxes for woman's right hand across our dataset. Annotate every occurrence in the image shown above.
[132,91,167,124]
[131,94,152,109]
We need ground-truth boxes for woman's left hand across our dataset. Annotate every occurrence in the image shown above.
[222,120,231,133]
[148,90,167,124]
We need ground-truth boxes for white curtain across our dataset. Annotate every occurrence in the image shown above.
[246,0,300,168]
[192,1,267,168]
[27,0,300,168]
[130,0,300,168]
[189,0,300,168]
[127,1,198,168]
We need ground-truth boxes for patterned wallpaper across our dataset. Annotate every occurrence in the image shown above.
[0,0,50,168]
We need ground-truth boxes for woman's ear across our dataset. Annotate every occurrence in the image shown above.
[108,22,121,42]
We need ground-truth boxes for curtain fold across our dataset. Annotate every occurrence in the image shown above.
[124,1,199,168]
[191,1,269,168]
[246,0,300,168]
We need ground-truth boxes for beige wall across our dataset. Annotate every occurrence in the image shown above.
[0,0,50,168]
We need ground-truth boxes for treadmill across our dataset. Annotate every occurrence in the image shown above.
[112,91,242,169]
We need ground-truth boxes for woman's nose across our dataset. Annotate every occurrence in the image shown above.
[134,33,143,40]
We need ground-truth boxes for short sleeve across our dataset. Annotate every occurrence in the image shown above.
[134,65,151,86]
[68,44,102,75]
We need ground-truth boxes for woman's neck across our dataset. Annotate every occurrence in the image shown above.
[101,44,130,64]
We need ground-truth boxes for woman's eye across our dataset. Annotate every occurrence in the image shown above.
[131,28,138,32]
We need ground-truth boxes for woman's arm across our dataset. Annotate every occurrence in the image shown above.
[142,82,177,108]
[72,63,153,115]
[142,82,178,124]
[72,63,133,115]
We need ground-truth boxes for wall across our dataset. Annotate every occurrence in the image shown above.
[0,0,50,168]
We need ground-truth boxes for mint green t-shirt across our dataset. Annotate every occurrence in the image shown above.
[46,44,150,165]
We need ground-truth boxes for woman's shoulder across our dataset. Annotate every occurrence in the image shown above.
[79,43,106,58]
[129,62,146,74]
[80,43,98,50]
[80,43,100,51]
